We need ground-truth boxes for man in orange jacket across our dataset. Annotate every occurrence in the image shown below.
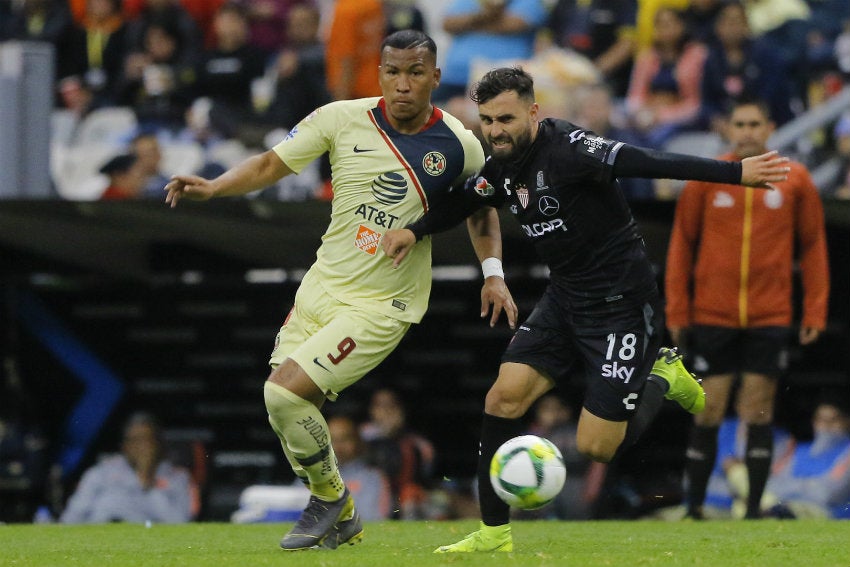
[665,96,830,519]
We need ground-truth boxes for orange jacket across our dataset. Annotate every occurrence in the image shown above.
[665,152,829,330]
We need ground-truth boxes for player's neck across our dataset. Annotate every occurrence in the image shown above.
[388,105,435,135]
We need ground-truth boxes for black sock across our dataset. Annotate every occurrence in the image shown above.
[745,423,773,518]
[685,425,719,517]
[618,376,667,455]
[478,412,524,526]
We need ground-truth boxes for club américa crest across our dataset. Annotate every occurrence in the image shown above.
[422,151,446,176]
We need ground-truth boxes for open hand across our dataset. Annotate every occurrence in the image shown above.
[740,150,790,189]
[164,175,215,208]
[481,276,517,329]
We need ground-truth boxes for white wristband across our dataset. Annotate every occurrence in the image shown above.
[481,257,504,279]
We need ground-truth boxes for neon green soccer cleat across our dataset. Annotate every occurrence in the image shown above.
[434,522,513,553]
[652,347,705,414]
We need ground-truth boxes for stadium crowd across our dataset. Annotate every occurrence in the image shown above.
[2,0,850,201]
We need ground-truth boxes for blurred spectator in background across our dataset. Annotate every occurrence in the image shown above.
[124,0,202,63]
[626,6,707,148]
[761,399,850,519]
[120,0,226,47]
[545,0,637,98]
[435,0,549,104]
[130,132,170,197]
[666,97,830,520]
[701,1,794,132]
[523,394,605,520]
[384,0,427,36]
[829,113,850,199]
[98,153,147,200]
[196,3,266,142]
[682,0,723,45]
[260,3,330,132]
[361,388,435,519]
[116,18,198,132]
[66,0,129,108]
[0,0,78,81]
[60,412,198,523]
[571,83,654,200]
[741,0,810,104]
[239,0,304,57]
[324,0,384,100]
[0,365,50,523]
[327,415,392,521]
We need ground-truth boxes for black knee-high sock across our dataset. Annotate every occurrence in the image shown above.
[617,376,667,456]
[685,425,719,516]
[478,412,524,526]
[745,423,773,518]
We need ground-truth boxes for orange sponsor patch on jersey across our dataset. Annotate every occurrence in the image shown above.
[355,224,382,255]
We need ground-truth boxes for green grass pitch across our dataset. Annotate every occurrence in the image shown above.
[1,520,847,567]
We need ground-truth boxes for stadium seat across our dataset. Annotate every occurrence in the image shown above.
[159,141,205,178]
[51,143,116,200]
[75,107,138,146]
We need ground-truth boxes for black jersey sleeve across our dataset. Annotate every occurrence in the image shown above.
[613,144,742,184]
[405,173,500,241]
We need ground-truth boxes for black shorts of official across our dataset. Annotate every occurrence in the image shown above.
[687,325,791,377]
[501,285,664,422]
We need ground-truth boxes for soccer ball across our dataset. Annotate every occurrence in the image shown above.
[490,435,567,510]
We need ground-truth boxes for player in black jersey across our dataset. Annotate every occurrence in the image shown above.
[381,67,791,552]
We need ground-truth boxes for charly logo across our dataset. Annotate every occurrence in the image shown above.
[371,171,408,205]
[422,151,446,176]
[538,195,559,216]
[473,176,494,197]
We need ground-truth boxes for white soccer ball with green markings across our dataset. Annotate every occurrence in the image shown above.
[490,435,567,510]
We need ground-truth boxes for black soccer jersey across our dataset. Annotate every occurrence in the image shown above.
[468,118,658,309]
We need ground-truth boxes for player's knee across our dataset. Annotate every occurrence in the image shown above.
[484,388,526,419]
[576,436,616,463]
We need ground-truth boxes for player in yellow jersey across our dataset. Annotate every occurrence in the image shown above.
[164,29,518,550]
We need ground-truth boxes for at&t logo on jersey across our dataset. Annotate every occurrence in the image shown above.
[422,151,446,176]
[371,171,408,204]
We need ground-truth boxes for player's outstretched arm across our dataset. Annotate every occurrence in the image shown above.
[164,150,293,208]
[740,150,790,189]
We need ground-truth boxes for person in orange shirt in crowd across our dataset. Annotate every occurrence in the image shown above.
[665,96,830,520]
[99,153,147,200]
[324,0,384,100]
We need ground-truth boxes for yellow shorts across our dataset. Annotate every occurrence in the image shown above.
[269,272,410,400]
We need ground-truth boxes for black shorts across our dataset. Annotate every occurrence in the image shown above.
[687,325,791,377]
[501,285,664,422]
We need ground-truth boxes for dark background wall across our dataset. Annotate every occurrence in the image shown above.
[2,198,848,520]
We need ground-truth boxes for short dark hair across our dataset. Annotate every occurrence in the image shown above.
[470,67,535,105]
[730,95,772,120]
[381,29,437,58]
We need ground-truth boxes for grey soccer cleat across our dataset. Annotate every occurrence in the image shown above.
[321,508,363,549]
[280,489,353,551]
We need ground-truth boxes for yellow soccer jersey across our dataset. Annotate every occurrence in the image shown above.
[272,97,485,323]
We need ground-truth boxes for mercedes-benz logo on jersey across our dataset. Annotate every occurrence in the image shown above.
[371,171,408,205]
[422,151,446,176]
[538,195,560,216]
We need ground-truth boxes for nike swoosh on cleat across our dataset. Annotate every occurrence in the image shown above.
[313,357,330,371]
[353,145,375,153]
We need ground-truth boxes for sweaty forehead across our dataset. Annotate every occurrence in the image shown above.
[381,46,435,68]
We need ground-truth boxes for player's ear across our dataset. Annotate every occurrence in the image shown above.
[529,102,539,121]
[433,67,441,89]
